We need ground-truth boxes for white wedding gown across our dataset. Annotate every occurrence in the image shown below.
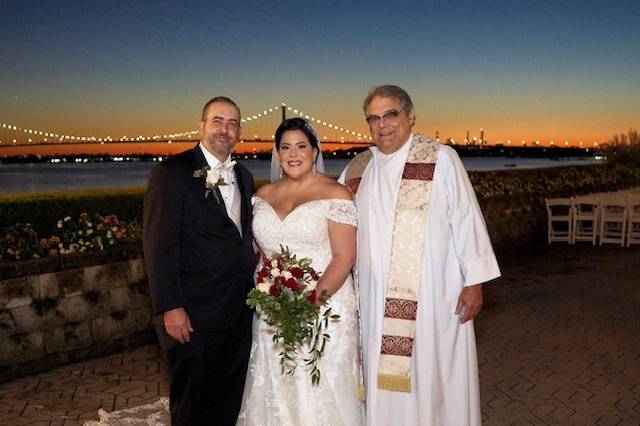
[237,196,364,426]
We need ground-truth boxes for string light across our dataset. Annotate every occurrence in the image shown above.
[1,102,372,145]
[0,121,199,144]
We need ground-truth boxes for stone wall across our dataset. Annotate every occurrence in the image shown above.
[0,259,154,383]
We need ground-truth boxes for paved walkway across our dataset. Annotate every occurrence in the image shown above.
[0,244,638,425]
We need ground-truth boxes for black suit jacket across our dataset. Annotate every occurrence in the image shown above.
[143,145,256,332]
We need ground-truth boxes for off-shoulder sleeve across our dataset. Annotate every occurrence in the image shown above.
[327,199,357,227]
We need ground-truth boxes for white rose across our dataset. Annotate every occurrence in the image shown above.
[271,268,281,277]
[282,271,293,280]
[206,169,222,187]
[306,280,317,291]
[257,282,270,293]
[271,259,278,269]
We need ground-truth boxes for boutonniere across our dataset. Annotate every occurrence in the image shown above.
[193,166,228,204]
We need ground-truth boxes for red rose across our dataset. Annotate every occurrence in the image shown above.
[309,269,320,281]
[269,284,281,297]
[289,267,304,279]
[274,276,285,286]
[256,270,267,283]
[283,278,300,292]
[307,289,317,305]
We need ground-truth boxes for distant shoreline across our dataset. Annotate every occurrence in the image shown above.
[0,142,599,164]
[0,157,606,196]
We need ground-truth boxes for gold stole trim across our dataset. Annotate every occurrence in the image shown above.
[345,134,439,392]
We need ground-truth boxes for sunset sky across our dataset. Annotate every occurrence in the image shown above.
[1,0,639,147]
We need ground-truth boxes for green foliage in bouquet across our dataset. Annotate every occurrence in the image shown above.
[246,246,339,385]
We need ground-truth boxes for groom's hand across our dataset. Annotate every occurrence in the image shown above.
[163,307,194,343]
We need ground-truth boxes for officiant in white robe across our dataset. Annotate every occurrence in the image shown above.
[340,85,500,426]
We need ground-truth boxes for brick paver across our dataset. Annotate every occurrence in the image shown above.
[0,346,169,425]
[478,245,640,425]
[0,244,638,425]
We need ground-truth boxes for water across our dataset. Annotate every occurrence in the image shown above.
[0,157,602,195]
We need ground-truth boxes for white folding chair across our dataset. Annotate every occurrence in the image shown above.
[599,194,628,246]
[572,195,599,245]
[545,198,573,244]
[627,195,640,247]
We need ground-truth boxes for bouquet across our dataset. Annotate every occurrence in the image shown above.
[246,246,339,385]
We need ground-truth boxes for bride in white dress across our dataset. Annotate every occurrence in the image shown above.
[237,118,364,426]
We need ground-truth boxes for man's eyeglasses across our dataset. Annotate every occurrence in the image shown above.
[365,109,402,126]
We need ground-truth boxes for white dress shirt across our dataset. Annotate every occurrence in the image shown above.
[199,143,241,234]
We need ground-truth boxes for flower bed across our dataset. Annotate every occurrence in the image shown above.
[1,213,141,264]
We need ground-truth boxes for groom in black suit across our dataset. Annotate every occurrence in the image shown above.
[143,96,256,426]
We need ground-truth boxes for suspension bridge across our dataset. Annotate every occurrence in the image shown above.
[0,103,371,156]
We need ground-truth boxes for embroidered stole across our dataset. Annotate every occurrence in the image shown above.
[345,134,439,392]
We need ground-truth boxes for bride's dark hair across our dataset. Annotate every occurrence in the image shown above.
[274,118,319,150]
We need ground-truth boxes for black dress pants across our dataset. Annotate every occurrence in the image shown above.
[156,323,252,426]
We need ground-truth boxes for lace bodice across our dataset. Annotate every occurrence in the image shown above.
[252,196,357,274]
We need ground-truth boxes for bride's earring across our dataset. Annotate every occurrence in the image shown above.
[312,163,317,176]
[279,166,284,179]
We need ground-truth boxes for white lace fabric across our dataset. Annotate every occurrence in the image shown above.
[83,397,170,425]
[237,197,363,426]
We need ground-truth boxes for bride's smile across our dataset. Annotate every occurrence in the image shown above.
[278,129,319,179]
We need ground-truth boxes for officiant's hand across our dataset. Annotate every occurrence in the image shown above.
[455,284,483,324]
[163,307,194,343]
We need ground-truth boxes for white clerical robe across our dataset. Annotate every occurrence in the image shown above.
[339,135,500,426]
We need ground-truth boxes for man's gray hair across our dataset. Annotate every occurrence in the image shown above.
[363,85,414,114]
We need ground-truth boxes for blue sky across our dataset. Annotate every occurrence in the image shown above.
[1,0,639,145]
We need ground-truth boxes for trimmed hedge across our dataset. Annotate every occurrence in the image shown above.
[468,163,640,201]
[0,181,272,234]
[0,188,145,235]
